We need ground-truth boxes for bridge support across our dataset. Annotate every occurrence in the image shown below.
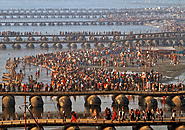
[2,95,15,108]
[57,96,72,108]
[29,96,44,107]
[166,96,185,107]
[64,126,80,130]
[139,96,157,110]
[167,125,185,130]
[112,94,129,108]
[98,126,116,130]
[132,125,154,130]
[85,95,101,107]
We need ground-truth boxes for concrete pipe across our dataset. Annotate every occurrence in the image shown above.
[166,40,173,46]
[139,126,154,130]
[48,22,55,26]
[172,96,185,107]
[82,22,89,25]
[57,22,63,26]
[74,22,80,25]
[90,22,97,25]
[67,43,71,48]
[133,126,154,130]
[112,42,118,47]
[14,23,20,26]
[65,126,80,130]
[114,94,129,107]
[139,40,146,46]
[12,43,21,49]
[2,95,15,108]
[40,36,47,41]
[59,106,72,118]
[28,37,35,41]
[65,22,72,25]
[103,127,116,130]
[99,22,105,25]
[115,22,122,25]
[26,43,35,48]
[57,96,72,107]
[108,42,112,47]
[168,125,185,130]
[124,41,132,47]
[0,44,6,50]
[53,36,59,41]
[174,125,185,130]
[102,36,108,40]
[32,23,37,26]
[86,15,90,19]
[107,22,114,25]
[143,96,158,110]
[40,22,46,26]
[84,43,91,49]
[4,37,9,41]
[30,126,44,130]
[16,36,22,41]
[70,43,77,49]
[2,107,15,119]
[53,43,62,49]
[97,43,104,48]
[81,43,85,48]
[180,40,185,46]
[29,96,44,107]
[86,95,101,107]
[40,43,49,48]
[30,107,43,118]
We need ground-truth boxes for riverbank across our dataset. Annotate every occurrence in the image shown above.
[82,56,185,83]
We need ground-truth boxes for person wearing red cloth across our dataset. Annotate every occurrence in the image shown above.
[112,107,117,121]
[71,110,76,122]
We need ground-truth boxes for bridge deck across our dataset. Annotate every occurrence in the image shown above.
[1,118,185,128]
[0,31,185,37]
[0,90,184,96]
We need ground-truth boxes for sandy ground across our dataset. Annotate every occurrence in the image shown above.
[82,56,185,82]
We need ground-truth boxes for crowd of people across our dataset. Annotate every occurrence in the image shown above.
[1,45,184,93]
[68,107,178,122]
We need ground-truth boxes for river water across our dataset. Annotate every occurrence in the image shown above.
[0,0,185,130]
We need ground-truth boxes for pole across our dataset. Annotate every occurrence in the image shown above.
[24,96,26,130]
[149,39,151,68]
[177,29,180,65]
[143,55,145,90]
[26,106,41,130]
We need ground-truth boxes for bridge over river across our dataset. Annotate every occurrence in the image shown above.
[0,90,184,97]
[0,118,185,128]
